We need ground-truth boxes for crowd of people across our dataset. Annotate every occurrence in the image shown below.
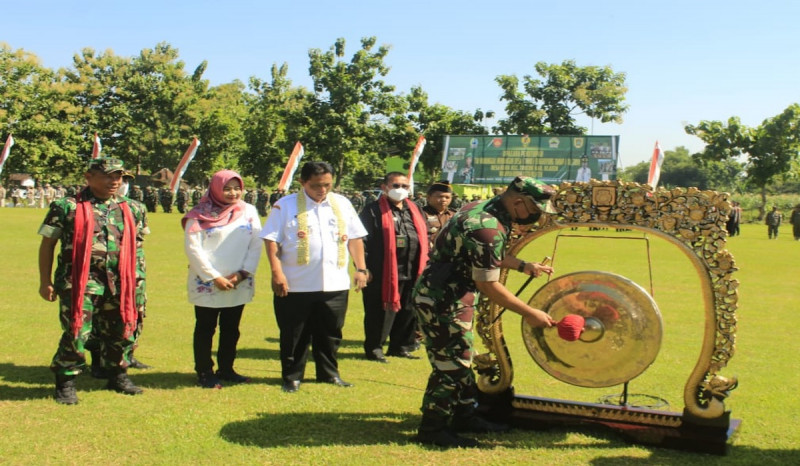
[34,157,560,448]
[34,157,800,448]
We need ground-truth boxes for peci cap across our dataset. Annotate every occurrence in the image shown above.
[507,176,557,214]
[427,180,453,195]
[87,157,125,174]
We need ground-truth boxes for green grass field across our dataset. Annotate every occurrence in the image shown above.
[1,206,799,465]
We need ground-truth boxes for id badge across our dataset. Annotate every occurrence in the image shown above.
[396,234,408,248]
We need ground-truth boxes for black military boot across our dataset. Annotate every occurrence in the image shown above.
[128,356,152,370]
[55,374,79,405]
[106,370,143,395]
[414,410,479,448]
[451,404,510,433]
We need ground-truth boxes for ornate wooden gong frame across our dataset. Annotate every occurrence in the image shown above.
[473,180,740,454]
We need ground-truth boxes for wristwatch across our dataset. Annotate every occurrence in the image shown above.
[356,269,369,275]
[517,260,527,273]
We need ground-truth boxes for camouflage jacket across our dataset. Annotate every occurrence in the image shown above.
[38,187,149,307]
[415,197,509,302]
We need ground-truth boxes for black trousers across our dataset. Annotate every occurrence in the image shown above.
[193,304,245,374]
[361,278,417,356]
[274,290,348,383]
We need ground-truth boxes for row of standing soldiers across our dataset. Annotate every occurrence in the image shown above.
[132,185,480,217]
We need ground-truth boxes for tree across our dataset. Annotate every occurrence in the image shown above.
[495,60,628,135]
[305,37,405,186]
[120,42,205,174]
[242,63,312,187]
[405,86,487,182]
[686,104,800,217]
[0,43,83,183]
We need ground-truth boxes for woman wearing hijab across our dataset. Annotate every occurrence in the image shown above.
[182,170,262,388]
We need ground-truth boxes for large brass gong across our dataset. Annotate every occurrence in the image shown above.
[522,271,663,388]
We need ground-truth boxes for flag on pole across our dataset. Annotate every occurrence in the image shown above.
[407,135,426,194]
[277,142,305,192]
[91,132,102,159]
[170,137,201,195]
[0,134,14,177]
[647,141,665,189]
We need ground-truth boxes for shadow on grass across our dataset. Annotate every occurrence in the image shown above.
[263,336,365,349]
[588,445,800,464]
[220,411,421,447]
[0,362,254,400]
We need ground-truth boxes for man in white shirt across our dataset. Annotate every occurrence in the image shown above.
[261,161,368,393]
[575,156,591,183]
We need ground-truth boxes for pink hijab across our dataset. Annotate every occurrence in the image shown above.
[181,169,246,233]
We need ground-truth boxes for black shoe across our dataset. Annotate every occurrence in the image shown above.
[365,349,389,363]
[282,380,301,393]
[451,415,510,433]
[129,358,152,370]
[320,376,353,387]
[198,372,222,389]
[414,429,479,448]
[216,370,250,384]
[55,374,79,405]
[386,350,421,360]
[106,372,144,395]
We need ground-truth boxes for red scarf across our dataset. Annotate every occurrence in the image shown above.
[71,193,138,338]
[379,196,429,312]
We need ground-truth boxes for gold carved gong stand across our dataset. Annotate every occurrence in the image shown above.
[473,180,740,455]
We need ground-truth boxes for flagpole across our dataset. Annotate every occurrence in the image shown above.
[277,142,304,192]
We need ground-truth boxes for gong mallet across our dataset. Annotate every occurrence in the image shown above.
[490,256,551,326]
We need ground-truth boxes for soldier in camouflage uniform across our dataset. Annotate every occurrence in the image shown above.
[350,191,365,214]
[243,188,256,206]
[130,185,144,203]
[256,188,269,217]
[450,192,463,211]
[38,157,149,404]
[159,187,174,213]
[412,176,557,447]
[176,188,189,214]
[143,186,158,213]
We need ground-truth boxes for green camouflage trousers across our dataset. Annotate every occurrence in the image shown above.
[51,291,138,376]
[414,288,478,417]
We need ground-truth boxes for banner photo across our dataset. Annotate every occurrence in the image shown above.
[441,135,620,185]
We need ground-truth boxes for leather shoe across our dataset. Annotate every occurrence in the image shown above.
[281,380,301,393]
[320,376,353,387]
[386,350,421,360]
[366,349,388,363]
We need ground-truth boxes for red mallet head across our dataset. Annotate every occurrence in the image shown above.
[557,314,585,341]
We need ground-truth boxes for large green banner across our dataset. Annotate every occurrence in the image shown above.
[441,135,619,185]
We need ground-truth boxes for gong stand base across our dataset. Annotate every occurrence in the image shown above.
[477,391,741,455]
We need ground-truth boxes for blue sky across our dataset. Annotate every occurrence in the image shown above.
[4,0,799,167]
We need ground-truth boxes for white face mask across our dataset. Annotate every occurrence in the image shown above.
[387,187,409,202]
[119,181,129,197]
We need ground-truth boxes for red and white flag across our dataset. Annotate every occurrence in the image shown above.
[91,132,102,159]
[407,135,426,194]
[170,137,201,194]
[647,141,665,189]
[277,142,304,192]
[0,134,14,177]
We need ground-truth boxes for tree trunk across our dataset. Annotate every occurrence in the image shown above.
[758,185,767,221]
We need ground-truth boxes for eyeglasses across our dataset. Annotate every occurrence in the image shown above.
[391,183,410,189]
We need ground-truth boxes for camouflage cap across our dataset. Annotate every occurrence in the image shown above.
[87,157,125,174]
[507,176,557,213]
[122,170,135,180]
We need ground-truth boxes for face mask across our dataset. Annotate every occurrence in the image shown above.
[387,188,409,202]
[119,181,129,197]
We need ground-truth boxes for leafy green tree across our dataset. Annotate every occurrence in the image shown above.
[495,60,628,135]
[405,85,487,182]
[242,63,312,187]
[120,42,205,174]
[686,104,800,216]
[0,44,83,183]
[305,37,405,186]
[191,80,248,185]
